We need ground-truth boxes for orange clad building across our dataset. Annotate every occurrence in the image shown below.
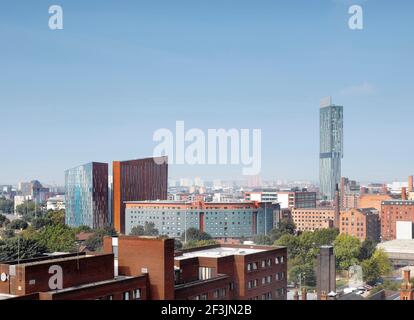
[113,156,168,234]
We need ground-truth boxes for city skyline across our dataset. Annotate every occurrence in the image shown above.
[1,0,414,184]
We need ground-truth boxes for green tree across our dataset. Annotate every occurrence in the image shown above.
[130,225,145,236]
[73,225,93,233]
[16,201,43,221]
[289,258,316,287]
[0,198,13,214]
[311,228,339,247]
[45,210,65,226]
[0,214,10,227]
[31,217,51,230]
[143,222,159,236]
[1,228,15,239]
[253,234,272,245]
[275,233,301,258]
[35,224,76,252]
[362,257,381,285]
[333,234,361,270]
[174,239,183,250]
[183,239,217,249]
[0,237,47,262]
[359,239,377,261]
[129,222,159,236]
[268,218,296,242]
[84,226,118,252]
[7,219,29,230]
[371,249,391,276]
[181,228,212,242]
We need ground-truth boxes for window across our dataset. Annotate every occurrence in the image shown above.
[213,289,219,298]
[267,259,272,267]
[252,262,258,270]
[123,291,130,300]
[134,289,141,300]
[261,260,266,268]
[201,293,208,300]
[199,267,214,280]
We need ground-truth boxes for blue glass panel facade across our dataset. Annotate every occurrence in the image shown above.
[65,162,108,229]
[320,104,343,200]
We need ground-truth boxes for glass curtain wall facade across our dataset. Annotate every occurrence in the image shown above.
[320,103,343,200]
[65,162,109,229]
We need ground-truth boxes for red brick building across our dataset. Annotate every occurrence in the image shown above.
[291,208,335,232]
[104,236,287,300]
[0,252,147,300]
[0,236,287,301]
[340,208,380,241]
[381,200,414,241]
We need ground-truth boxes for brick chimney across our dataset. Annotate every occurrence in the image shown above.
[409,176,413,193]
[320,291,328,300]
[334,184,340,228]
[404,269,411,282]
[301,287,307,301]
[400,269,414,300]
[402,187,407,201]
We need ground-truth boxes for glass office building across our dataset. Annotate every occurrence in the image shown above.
[319,99,343,200]
[65,162,109,229]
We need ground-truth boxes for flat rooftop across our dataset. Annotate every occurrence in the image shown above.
[175,246,266,260]
[46,275,138,294]
[377,239,414,254]
[12,254,95,267]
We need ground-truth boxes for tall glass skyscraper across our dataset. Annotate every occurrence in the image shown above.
[65,162,109,229]
[319,98,343,200]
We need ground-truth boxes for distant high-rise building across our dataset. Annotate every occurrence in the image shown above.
[113,156,168,234]
[18,182,32,196]
[65,162,109,229]
[319,97,343,200]
[30,180,50,204]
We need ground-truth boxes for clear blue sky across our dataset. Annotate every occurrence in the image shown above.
[1,0,413,185]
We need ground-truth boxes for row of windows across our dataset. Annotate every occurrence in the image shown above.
[190,287,228,300]
[247,272,286,285]
[122,289,141,300]
[248,288,285,300]
[247,257,285,272]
